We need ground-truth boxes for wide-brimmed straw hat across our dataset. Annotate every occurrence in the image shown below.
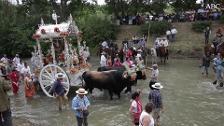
[55,73,66,79]
[152,82,163,89]
[76,88,88,95]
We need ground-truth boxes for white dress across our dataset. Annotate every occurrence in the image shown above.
[139,111,154,126]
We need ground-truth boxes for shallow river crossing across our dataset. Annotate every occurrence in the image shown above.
[11,59,224,126]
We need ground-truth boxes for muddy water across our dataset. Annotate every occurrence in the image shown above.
[11,58,224,126]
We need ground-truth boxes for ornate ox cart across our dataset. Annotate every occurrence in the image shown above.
[32,15,90,98]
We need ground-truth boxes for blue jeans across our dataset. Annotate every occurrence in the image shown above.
[0,109,12,126]
[216,67,222,81]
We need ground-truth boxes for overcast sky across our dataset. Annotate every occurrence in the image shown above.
[96,0,105,5]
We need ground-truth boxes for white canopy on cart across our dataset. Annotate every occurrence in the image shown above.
[33,15,80,40]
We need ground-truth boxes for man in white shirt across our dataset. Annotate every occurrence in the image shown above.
[100,52,107,67]
[166,30,171,41]
[171,27,178,42]
[16,61,24,74]
[149,64,159,90]
[13,54,20,67]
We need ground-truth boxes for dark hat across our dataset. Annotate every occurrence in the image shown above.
[131,91,140,100]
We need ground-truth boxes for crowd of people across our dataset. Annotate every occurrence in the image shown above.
[99,37,163,126]
[0,54,36,126]
[3,26,223,126]
[99,37,147,73]
[0,54,35,96]
[117,4,224,25]
[0,48,164,126]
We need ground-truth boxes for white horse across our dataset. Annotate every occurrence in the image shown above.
[150,48,157,64]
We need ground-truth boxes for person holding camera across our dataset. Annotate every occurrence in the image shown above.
[0,74,12,126]
[50,73,68,111]
[72,88,90,126]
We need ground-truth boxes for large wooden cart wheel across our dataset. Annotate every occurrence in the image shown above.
[39,64,70,98]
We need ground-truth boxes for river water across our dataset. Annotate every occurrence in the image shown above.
[11,58,224,126]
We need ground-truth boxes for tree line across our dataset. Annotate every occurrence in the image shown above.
[0,0,116,57]
[0,0,223,57]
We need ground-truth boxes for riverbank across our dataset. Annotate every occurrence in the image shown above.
[92,22,223,58]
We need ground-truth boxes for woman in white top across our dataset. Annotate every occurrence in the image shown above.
[129,91,142,126]
[139,102,154,126]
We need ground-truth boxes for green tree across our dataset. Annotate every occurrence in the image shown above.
[172,0,198,12]
[77,11,118,47]
[0,1,33,57]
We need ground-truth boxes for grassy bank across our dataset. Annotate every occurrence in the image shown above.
[104,22,223,58]
[170,22,223,58]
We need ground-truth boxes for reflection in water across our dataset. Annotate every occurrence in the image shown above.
[11,59,224,126]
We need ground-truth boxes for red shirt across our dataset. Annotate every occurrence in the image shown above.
[9,71,19,82]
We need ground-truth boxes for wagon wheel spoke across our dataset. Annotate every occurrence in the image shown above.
[44,84,52,89]
[42,80,53,87]
[44,69,53,79]
[49,66,55,79]
[41,74,53,81]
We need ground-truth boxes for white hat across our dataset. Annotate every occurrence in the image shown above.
[55,73,66,79]
[152,83,163,89]
[152,64,158,67]
[136,54,141,58]
[76,88,88,95]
